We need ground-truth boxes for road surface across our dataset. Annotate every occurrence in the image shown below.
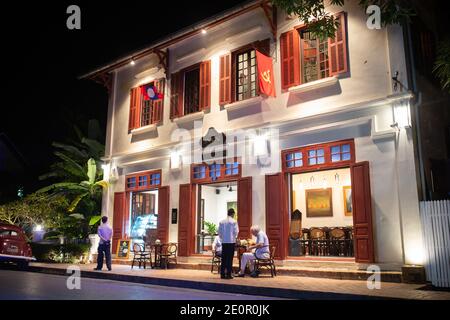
[0,269,276,300]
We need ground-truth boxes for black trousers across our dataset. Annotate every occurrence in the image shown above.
[97,242,112,270]
[220,243,235,276]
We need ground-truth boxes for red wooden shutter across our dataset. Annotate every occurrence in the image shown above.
[151,79,165,124]
[178,184,196,256]
[128,87,141,131]
[170,72,183,119]
[280,30,301,90]
[112,192,127,253]
[237,177,252,239]
[350,161,375,263]
[199,60,211,110]
[219,54,232,105]
[328,12,348,76]
[265,173,288,260]
[157,186,170,243]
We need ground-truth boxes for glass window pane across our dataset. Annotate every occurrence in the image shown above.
[287,161,294,168]
[318,157,325,164]
[308,150,316,157]
[294,160,303,167]
[295,152,302,159]
[317,149,324,156]
[309,158,317,165]
[342,144,350,153]
[331,154,341,162]
[342,153,351,161]
[331,146,340,154]
[286,153,293,161]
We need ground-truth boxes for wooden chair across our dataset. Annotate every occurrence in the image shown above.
[211,250,222,273]
[309,227,328,256]
[131,243,152,269]
[254,245,277,277]
[159,243,178,269]
[329,227,346,256]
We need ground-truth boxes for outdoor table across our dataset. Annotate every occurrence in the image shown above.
[151,243,165,268]
[234,244,250,274]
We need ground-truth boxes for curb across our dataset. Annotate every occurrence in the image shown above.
[27,265,397,300]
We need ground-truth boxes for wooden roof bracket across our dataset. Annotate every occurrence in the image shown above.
[93,72,113,94]
[261,1,277,39]
[154,49,169,75]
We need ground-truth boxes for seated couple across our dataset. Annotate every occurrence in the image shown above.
[214,223,270,278]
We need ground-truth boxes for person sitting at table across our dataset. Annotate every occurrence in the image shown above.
[212,235,222,257]
[237,225,270,278]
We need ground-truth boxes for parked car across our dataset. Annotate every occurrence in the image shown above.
[0,223,35,268]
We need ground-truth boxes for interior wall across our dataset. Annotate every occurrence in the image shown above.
[291,168,353,229]
[201,185,238,230]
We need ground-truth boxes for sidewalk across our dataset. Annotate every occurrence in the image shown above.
[28,263,450,300]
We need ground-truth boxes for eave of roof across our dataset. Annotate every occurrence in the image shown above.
[79,0,265,80]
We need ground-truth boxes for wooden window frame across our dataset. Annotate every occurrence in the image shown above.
[281,139,355,173]
[125,169,162,192]
[183,63,201,116]
[191,160,242,184]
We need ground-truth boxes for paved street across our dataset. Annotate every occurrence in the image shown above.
[0,269,276,300]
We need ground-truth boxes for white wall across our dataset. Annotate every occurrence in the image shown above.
[292,168,353,229]
[201,185,237,229]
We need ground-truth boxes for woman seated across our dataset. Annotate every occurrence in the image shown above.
[212,235,222,257]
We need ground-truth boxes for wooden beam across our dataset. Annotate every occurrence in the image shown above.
[154,49,169,75]
[261,0,277,39]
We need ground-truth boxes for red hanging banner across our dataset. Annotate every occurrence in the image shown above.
[256,50,276,97]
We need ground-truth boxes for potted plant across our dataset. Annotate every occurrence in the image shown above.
[203,221,217,251]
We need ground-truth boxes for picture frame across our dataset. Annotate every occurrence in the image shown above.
[305,188,333,217]
[227,201,238,221]
[343,186,353,216]
[116,239,131,259]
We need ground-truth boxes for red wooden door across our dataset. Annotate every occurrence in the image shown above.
[178,184,196,256]
[265,173,288,260]
[112,192,127,253]
[351,161,375,263]
[237,177,252,239]
[157,186,170,243]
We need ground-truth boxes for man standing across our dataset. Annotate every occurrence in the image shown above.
[94,216,113,271]
[218,208,239,279]
[237,225,270,277]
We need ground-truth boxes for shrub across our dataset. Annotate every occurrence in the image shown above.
[31,242,90,264]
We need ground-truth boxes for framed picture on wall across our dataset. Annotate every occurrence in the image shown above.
[227,201,238,221]
[343,186,353,216]
[305,188,333,217]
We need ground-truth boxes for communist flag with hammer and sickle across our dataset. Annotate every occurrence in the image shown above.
[256,50,276,97]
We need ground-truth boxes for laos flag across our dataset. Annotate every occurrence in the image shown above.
[141,84,163,101]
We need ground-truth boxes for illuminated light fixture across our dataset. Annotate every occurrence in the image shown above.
[253,133,269,157]
[130,59,136,66]
[310,176,315,184]
[226,25,262,43]
[392,99,411,129]
[335,173,340,184]
[170,150,182,170]
[201,29,207,35]
[34,224,43,232]
[298,179,304,189]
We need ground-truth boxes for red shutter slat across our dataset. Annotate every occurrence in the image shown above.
[170,72,183,119]
[151,79,165,124]
[280,30,301,90]
[199,60,211,110]
[219,54,232,105]
[328,13,348,76]
[128,87,141,131]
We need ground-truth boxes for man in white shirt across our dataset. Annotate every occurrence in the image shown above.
[94,216,113,271]
[212,235,222,257]
[218,208,239,279]
[237,225,270,278]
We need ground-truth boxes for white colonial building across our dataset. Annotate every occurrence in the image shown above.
[83,0,425,271]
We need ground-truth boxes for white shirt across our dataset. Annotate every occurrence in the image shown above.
[212,236,222,253]
[98,222,113,244]
[218,216,239,244]
[255,230,270,256]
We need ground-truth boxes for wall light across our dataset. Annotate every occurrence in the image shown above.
[393,99,411,129]
[130,59,136,66]
[253,133,269,157]
[201,29,207,35]
[170,150,182,170]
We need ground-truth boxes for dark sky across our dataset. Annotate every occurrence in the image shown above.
[1,1,246,190]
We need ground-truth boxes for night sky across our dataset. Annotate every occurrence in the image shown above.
[1,1,246,190]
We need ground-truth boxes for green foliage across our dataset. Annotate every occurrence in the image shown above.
[271,0,414,39]
[433,39,450,93]
[204,221,218,235]
[30,242,90,264]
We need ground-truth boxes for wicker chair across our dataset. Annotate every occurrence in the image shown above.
[131,243,152,269]
[309,227,328,256]
[329,227,346,256]
[159,243,178,269]
[254,245,277,277]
